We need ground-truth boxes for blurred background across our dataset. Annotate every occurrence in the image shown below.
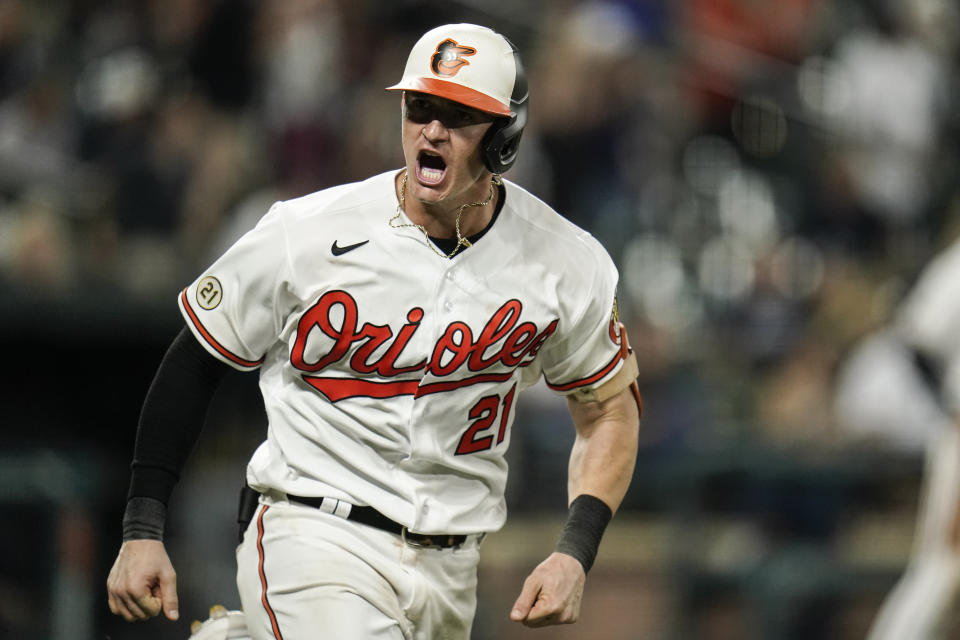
[3,0,960,638]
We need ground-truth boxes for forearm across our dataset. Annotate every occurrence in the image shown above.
[566,387,639,511]
[123,326,231,539]
[551,387,639,573]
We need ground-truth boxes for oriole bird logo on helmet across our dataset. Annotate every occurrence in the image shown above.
[430,39,476,77]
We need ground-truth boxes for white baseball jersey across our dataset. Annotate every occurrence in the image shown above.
[834,242,960,450]
[179,169,625,535]
[897,238,960,414]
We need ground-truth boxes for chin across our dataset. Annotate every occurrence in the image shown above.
[415,186,450,206]
[408,173,449,203]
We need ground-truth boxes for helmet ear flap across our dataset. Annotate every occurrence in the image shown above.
[480,43,528,174]
[481,112,525,173]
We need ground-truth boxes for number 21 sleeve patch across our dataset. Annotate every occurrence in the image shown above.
[177,202,290,371]
[180,287,265,369]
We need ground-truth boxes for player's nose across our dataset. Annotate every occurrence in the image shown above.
[421,118,450,143]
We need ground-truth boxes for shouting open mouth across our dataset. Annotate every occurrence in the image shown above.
[417,151,446,186]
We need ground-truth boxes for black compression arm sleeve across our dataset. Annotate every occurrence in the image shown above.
[126,326,233,506]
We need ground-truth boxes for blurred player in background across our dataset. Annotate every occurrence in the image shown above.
[105,23,641,639]
[835,235,960,639]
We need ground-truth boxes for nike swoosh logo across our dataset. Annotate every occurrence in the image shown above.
[331,239,369,256]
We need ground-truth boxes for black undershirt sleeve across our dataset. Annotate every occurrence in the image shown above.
[122,326,234,540]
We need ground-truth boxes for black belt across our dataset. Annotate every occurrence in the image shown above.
[286,493,468,549]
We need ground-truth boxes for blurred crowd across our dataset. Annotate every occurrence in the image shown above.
[3,0,960,457]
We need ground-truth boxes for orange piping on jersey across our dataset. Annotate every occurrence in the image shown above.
[629,380,643,416]
[416,372,515,396]
[256,505,284,640]
[302,376,420,401]
[180,289,265,368]
[301,371,516,402]
[617,323,643,416]
[544,351,622,393]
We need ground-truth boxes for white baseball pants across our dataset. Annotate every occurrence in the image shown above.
[235,494,482,640]
[867,428,960,640]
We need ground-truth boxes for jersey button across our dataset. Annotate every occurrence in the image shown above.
[443,301,453,311]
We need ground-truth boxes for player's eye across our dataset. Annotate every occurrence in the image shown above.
[405,99,435,124]
[404,95,492,128]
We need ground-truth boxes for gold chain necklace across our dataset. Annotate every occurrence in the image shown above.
[390,170,501,259]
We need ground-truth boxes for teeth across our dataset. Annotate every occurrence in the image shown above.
[421,167,444,181]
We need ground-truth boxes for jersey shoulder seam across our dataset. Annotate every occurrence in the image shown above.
[278,173,395,223]
[503,181,606,258]
[503,182,614,330]
[272,201,296,342]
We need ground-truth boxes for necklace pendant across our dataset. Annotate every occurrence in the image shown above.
[392,169,498,259]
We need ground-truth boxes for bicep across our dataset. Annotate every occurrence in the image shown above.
[564,387,640,511]
[566,386,639,437]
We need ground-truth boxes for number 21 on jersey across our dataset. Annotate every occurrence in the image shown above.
[456,384,517,455]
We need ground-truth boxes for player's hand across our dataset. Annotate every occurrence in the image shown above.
[510,551,585,627]
[107,539,179,622]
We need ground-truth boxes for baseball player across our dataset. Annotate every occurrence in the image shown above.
[188,605,251,640]
[107,23,641,639]
[834,236,960,639]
